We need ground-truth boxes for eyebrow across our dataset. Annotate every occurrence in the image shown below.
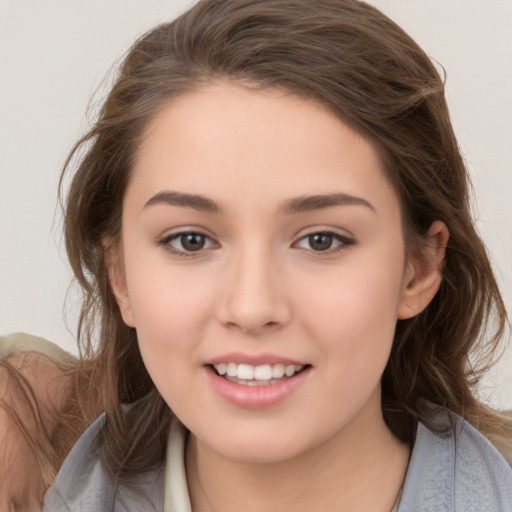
[143,190,374,214]
[280,193,375,214]
[144,191,221,212]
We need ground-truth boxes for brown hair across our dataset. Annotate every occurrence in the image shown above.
[21,0,512,487]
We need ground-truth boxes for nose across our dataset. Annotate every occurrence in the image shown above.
[216,245,291,335]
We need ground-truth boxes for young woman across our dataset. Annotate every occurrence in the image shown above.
[1,0,511,510]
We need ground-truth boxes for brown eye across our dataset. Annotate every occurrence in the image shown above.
[180,233,206,251]
[159,231,216,256]
[293,231,354,253]
[308,233,333,251]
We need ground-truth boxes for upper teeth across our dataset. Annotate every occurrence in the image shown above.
[214,363,304,380]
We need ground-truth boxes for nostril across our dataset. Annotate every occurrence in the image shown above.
[224,319,281,334]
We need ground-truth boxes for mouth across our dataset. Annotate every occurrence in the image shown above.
[208,362,311,386]
[204,359,311,408]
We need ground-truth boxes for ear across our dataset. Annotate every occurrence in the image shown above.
[104,241,136,328]
[398,221,449,320]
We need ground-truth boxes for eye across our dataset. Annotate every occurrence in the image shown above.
[294,231,354,252]
[158,231,216,256]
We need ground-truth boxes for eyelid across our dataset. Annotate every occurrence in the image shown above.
[157,228,218,257]
[292,229,355,253]
[156,226,354,257]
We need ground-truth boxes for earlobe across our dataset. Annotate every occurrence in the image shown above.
[104,242,136,328]
[397,221,449,320]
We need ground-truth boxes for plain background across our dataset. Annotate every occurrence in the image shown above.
[0,0,510,409]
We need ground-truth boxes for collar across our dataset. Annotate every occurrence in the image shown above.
[164,417,192,512]
[163,410,512,512]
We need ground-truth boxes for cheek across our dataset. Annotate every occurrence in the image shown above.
[128,277,214,411]
[298,251,405,377]
[123,232,216,326]
[121,248,218,385]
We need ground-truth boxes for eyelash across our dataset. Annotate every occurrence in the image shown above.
[157,231,216,258]
[157,230,355,258]
[293,232,355,254]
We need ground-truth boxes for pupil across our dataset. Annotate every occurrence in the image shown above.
[182,234,205,251]
[309,233,332,251]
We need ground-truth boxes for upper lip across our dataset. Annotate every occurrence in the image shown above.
[205,352,308,366]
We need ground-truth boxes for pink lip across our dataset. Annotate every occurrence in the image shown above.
[204,364,311,409]
[205,352,306,366]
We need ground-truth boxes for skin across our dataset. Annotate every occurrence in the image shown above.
[110,82,448,512]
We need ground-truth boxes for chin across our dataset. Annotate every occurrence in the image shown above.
[197,423,319,465]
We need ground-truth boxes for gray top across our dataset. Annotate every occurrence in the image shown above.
[43,408,512,512]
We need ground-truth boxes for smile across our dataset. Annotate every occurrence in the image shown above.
[212,363,305,385]
[205,361,311,408]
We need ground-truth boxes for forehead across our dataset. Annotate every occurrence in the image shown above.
[127,82,399,217]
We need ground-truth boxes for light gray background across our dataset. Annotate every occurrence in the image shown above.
[0,0,510,408]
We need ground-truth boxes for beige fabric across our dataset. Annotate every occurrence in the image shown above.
[164,418,192,512]
[0,332,72,363]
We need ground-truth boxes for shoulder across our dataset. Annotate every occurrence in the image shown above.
[399,408,512,512]
[43,414,165,512]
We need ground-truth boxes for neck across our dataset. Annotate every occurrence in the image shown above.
[185,397,410,512]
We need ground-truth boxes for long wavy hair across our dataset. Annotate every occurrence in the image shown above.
[14,0,512,489]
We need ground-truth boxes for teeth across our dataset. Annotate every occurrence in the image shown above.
[226,362,237,377]
[237,364,254,380]
[285,365,296,377]
[213,362,305,381]
[272,364,285,378]
[254,365,272,380]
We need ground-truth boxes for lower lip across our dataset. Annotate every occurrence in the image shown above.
[204,366,311,409]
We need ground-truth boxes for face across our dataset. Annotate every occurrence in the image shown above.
[112,83,427,464]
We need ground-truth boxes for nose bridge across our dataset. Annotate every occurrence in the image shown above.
[217,240,290,333]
